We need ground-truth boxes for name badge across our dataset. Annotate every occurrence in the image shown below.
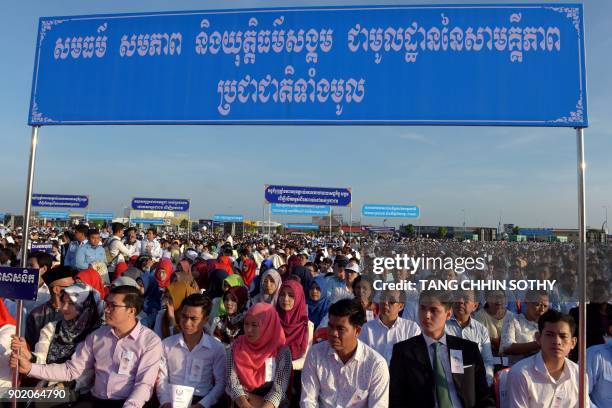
[264,357,276,382]
[118,350,135,375]
[189,358,204,382]
[550,388,567,408]
[450,349,464,374]
[347,388,368,406]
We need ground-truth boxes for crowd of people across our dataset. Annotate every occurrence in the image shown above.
[0,222,610,407]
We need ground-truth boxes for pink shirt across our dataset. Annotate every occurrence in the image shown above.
[29,321,162,408]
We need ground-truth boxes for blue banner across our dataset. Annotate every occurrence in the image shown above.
[85,212,114,221]
[32,194,88,208]
[131,198,190,211]
[362,204,420,218]
[0,267,40,301]
[29,5,586,127]
[519,228,553,236]
[271,203,331,216]
[31,243,54,253]
[213,214,244,222]
[130,218,165,225]
[286,223,320,230]
[37,211,70,219]
[265,185,351,206]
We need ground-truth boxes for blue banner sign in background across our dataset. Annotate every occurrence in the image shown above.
[266,185,351,206]
[130,218,165,225]
[132,198,190,211]
[29,4,586,127]
[213,214,244,222]
[32,194,88,208]
[31,243,54,253]
[0,267,40,300]
[271,203,331,216]
[362,204,420,218]
[86,212,114,221]
[286,223,320,230]
[519,228,553,236]
[37,211,70,219]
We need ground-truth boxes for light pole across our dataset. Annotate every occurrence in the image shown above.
[461,209,466,239]
[603,205,608,243]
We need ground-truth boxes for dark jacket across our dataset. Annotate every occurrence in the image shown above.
[390,334,495,408]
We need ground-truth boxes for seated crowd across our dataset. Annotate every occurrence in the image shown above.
[0,223,610,408]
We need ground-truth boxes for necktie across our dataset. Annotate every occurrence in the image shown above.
[433,342,453,408]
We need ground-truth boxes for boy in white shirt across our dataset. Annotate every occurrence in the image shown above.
[506,309,579,407]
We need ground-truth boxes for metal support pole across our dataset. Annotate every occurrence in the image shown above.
[268,203,271,236]
[576,127,587,408]
[187,206,191,244]
[329,211,332,241]
[349,204,353,240]
[12,126,40,406]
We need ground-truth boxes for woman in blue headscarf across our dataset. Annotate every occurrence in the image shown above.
[307,275,330,329]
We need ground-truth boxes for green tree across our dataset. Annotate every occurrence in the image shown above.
[437,226,448,239]
[512,225,520,235]
[179,219,189,229]
[406,224,415,237]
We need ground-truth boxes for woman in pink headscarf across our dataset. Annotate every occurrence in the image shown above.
[227,303,292,408]
[276,280,311,362]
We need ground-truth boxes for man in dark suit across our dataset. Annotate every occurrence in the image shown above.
[390,289,495,408]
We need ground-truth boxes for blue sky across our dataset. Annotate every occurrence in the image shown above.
[1,0,610,229]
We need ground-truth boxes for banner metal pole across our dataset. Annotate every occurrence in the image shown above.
[12,126,40,408]
[576,127,587,408]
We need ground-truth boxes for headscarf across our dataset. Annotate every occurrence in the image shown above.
[307,276,331,329]
[214,286,251,344]
[162,281,198,338]
[113,262,129,280]
[0,298,16,328]
[192,260,209,290]
[258,269,282,306]
[178,259,191,274]
[111,276,140,289]
[240,257,257,287]
[276,280,309,360]
[219,275,245,315]
[224,286,250,316]
[270,254,284,270]
[167,281,199,310]
[76,268,109,299]
[208,269,229,299]
[46,283,103,364]
[155,258,174,289]
[292,266,313,294]
[224,274,245,289]
[232,303,286,392]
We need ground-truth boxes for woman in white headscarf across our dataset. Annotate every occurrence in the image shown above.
[251,269,282,307]
[11,283,104,396]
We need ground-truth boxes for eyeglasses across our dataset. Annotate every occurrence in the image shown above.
[104,303,130,311]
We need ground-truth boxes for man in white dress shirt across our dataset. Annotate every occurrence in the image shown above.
[445,290,495,385]
[506,310,579,407]
[140,228,162,261]
[157,293,226,408]
[359,290,421,364]
[301,298,389,407]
